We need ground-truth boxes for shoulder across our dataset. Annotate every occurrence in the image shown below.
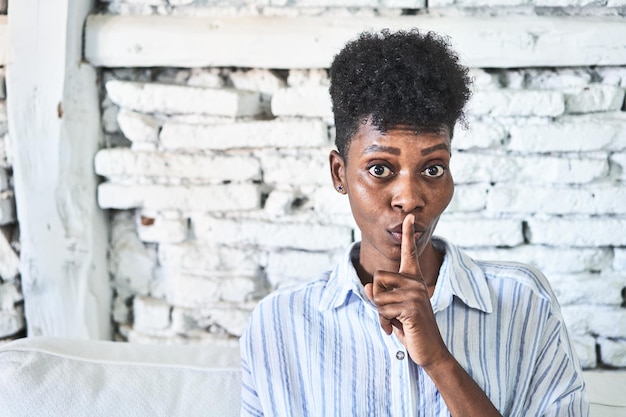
[248,271,331,321]
[476,259,557,304]
[437,236,560,309]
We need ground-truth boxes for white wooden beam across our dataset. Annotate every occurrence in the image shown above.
[6,1,110,339]
[85,14,626,69]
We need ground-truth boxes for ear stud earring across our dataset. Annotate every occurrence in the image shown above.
[337,185,344,192]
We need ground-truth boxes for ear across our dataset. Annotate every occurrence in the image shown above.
[329,150,346,192]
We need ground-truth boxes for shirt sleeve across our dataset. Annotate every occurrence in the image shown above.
[520,313,590,417]
[240,328,265,417]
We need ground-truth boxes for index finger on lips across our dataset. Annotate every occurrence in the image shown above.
[399,213,419,276]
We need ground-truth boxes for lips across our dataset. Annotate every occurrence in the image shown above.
[388,222,425,244]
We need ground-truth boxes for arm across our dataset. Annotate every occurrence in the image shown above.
[240,330,265,417]
[365,214,503,417]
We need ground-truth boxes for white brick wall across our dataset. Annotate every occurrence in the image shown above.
[93,5,626,369]
[0,67,23,341]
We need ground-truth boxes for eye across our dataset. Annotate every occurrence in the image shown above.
[368,164,393,178]
[422,164,446,178]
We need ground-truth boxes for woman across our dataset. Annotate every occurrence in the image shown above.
[240,29,588,416]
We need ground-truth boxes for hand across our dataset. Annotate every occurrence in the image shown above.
[364,214,450,369]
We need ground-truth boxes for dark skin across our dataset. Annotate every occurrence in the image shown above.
[329,120,503,417]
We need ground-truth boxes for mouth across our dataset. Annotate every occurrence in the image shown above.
[388,224,424,244]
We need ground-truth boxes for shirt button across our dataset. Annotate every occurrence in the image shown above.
[396,351,405,360]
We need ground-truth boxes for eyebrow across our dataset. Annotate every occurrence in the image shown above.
[363,144,401,155]
[421,143,451,156]
[363,143,450,156]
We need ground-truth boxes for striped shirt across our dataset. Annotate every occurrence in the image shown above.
[240,237,589,416]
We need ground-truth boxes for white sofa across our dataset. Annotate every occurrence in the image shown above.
[0,337,625,416]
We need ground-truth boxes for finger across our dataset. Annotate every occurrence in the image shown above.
[364,282,373,302]
[399,213,419,276]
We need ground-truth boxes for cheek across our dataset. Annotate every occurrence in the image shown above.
[433,179,455,213]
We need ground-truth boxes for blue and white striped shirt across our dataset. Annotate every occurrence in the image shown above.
[240,237,589,416]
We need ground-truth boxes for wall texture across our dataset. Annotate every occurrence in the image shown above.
[0,8,24,344]
[93,1,626,369]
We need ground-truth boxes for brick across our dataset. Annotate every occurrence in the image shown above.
[117,109,160,144]
[313,186,351,216]
[264,190,298,216]
[0,102,7,136]
[155,269,257,308]
[0,305,24,338]
[526,218,626,247]
[467,90,564,117]
[266,249,340,288]
[187,68,224,88]
[453,120,506,150]
[271,86,332,119]
[0,168,8,191]
[614,249,626,271]
[564,85,625,114]
[487,185,626,215]
[465,246,611,274]
[0,229,19,281]
[128,327,241,347]
[0,191,15,225]
[452,153,608,185]
[0,70,5,100]
[159,119,329,150]
[0,281,22,311]
[133,296,171,331]
[571,335,597,369]
[136,213,188,244]
[436,217,523,247]
[535,0,600,6]
[193,216,353,251]
[95,148,261,182]
[549,273,625,306]
[109,212,157,295]
[112,292,131,324]
[447,185,488,212]
[228,68,286,97]
[101,97,120,134]
[170,304,253,339]
[610,153,626,181]
[598,337,626,368]
[508,112,626,153]
[561,305,592,336]
[158,242,261,275]
[0,135,8,168]
[261,151,330,186]
[467,69,500,90]
[286,69,329,87]
[196,304,253,337]
[524,68,592,90]
[563,305,626,339]
[98,182,262,211]
[106,80,262,117]
[597,67,626,88]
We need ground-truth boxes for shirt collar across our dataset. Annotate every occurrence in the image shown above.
[319,237,493,314]
[430,237,493,314]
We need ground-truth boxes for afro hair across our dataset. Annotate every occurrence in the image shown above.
[329,29,472,158]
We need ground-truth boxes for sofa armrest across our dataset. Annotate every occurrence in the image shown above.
[0,337,242,417]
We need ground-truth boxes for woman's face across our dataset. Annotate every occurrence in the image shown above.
[330,121,454,278]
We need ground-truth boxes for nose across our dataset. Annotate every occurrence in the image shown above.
[391,174,425,213]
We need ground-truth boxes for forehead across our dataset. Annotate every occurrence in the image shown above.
[348,122,451,155]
